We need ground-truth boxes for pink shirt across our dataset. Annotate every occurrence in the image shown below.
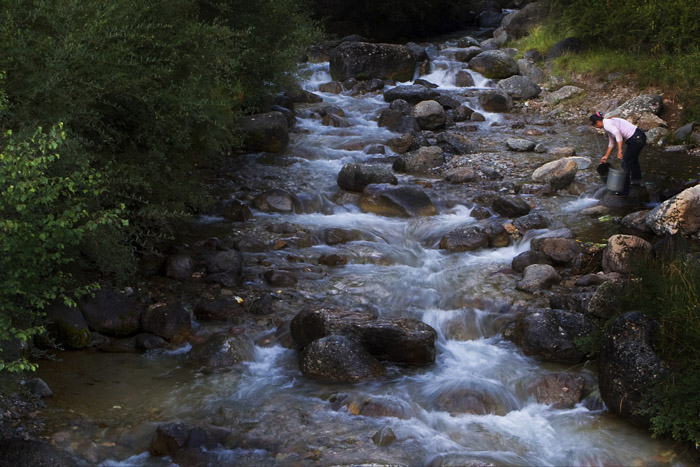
[603,118,637,148]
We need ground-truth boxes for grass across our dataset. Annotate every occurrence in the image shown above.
[511,26,700,123]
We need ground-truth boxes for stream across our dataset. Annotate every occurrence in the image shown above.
[35,33,700,466]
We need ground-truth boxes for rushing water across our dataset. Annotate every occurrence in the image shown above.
[36,34,699,466]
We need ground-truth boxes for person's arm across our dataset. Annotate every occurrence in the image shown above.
[615,139,624,160]
[601,145,613,163]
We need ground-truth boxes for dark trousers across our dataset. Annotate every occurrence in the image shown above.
[621,128,646,194]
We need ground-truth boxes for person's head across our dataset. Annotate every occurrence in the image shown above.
[589,112,604,128]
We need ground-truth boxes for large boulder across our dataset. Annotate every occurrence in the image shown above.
[497,75,541,100]
[252,189,302,214]
[359,184,438,217]
[290,307,437,365]
[330,42,416,82]
[606,94,664,122]
[241,111,289,153]
[468,50,519,79]
[78,289,144,336]
[511,308,593,363]
[492,195,531,217]
[392,146,445,175]
[545,37,586,61]
[439,225,489,252]
[531,237,583,265]
[516,264,561,293]
[602,234,652,274]
[478,89,513,112]
[203,250,243,287]
[45,303,91,349]
[383,85,440,105]
[497,1,548,40]
[194,297,244,322]
[545,85,585,105]
[646,184,700,236]
[531,158,578,189]
[190,334,255,368]
[517,59,547,84]
[337,163,398,192]
[598,312,670,427]
[436,132,475,155]
[299,335,385,383]
[526,372,586,409]
[141,302,191,344]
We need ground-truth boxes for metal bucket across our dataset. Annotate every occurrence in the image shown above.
[606,168,626,192]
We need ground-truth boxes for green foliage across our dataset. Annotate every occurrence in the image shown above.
[621,251,700,445]
[0,124,118,372]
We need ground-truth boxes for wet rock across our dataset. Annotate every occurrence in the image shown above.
[468,50,518,79]
[455,70,476,87]
[78,289,144,337]
[511,308,593,363]
[506,137,536,152]
[253,189,302,214]
[377,108,420,133]
[234,236,268,252]
[433,385,510,415]
[141,302,191,344]
[386,133,414,154]
[25,378,52,398]
[324,227,361,245]
[602,234,652,274]
[329,42,416,82]
[646,184,700,236]
[359,184,437,218]
[444,165,477,184]
[190,334,255,368]
[290,307,437,365]
[358,396,413,419]
[439,225,489,252]
[220,200,252,222]
[511,250,552,273]
[482,220,511,247]
[620,209,652,232]
[204,250,243,278]
[598,312,670,427]
[319,81,343,94]
[45,303,91,349]
[393,146,445,175]
[412,100,446,130]
[545,37,586,61]
[372,427,397,446]
[0,439,77,467]
[264,269,298,287]
[164,254,194,281]
[516,264,561,293]
[322,113,351,127]
[337,163,398,192]
[298,335,385,383]
[528,373,585,409]
[383,84,440,105]
[149,422,224,457]
[512,212,549,232]
[194,297,244,322]
[241,111,289,153]
[497,75,541,100]
[531,158,578,190]
[134,333,168,351]
[478,89,513,112]
[491,195,531,217]
[436,132,475,155]
[531,237,583,265]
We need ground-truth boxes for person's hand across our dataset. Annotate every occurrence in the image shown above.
[617,151,623,160]
[601,155,608,163]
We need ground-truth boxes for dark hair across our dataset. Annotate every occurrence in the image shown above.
[589,112,604,125]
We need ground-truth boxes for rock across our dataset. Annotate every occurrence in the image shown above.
[455,70,476,87]
[253,189,302,214]
[324,228,361,245]
[337,163,398,192]
[190,334,255,368]
[527,373,585,409]
[220,200,253,222]
[204,250,243,275]
[0,439,77,467]
[25,378,52,398]
[78,289,144,337]
[516,264,561,293]
[511,250,552,273]
[635,112,667,131]
[468,50,519,79]
[598,312,670,427]
[620,210,652,232]
[545,37,586,61]
[393,146,445,175]
[646,184,700,235]
[674,122,697,141]
[532,158,578,189]
[587,280,624,321]
[606,94,664,121]
[531,237,582,265]
[241,111,289,153]
[512,212,549,232]
[444,165,477,184]
[602,234,652,274]
[436,133,475,155]
[290,307,437,365]
[141,302,191,344]
[359,184,437,217]
[545,85,584,105]
[263,269,298,287]
[499,2,548,40]
[439,225,489,252]
[506,137,536,152]
[497,75,541,100]
[45,303,91,349]
[492,195,531,217]
[511,308,593,363]
[329,42,416,82]
[478,89,513,112]
[517,58,547,84]
[412,100,446,130]
[135,333,168,351]
[299,335,385,383]
[164,254,194,281]
[150,422,224,457]
[372,427,397,446]
[377,108,420,133]
[383,85,440,105]
[318,81,343,94]
[433,384,511,416]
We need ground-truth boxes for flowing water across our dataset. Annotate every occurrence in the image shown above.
[36,35,700,466]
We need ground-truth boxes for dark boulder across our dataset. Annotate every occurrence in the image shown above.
[241,111,289,153]
[330,42,416,82]
[45,302,91,349]
[511,308,593,363]
[78,289,144,336]
[383,85,440,105]
[337,163,398,192]
[545,37,586,61]
[140,302,191,344]
[298,335,385,383]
